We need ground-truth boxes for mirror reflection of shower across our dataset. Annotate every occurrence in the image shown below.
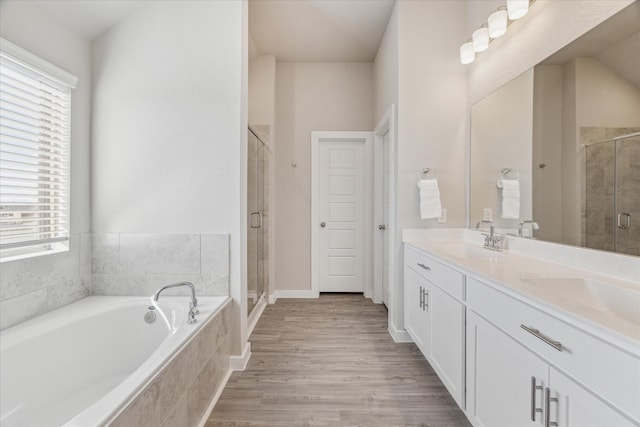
[584,131,640,256]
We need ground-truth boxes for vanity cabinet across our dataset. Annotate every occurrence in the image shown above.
[404,245,465,407]
[466,277,639,427]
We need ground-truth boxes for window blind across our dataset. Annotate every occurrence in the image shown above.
[0,40,76,256]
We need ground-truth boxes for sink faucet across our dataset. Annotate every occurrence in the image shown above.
[153,281,199,324]
[476,220,503,251]
[518,220,539,238]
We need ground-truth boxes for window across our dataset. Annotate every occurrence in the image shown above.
[0,39,77,261]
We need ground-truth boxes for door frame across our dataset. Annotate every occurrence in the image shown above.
[373,105,396,305]
[311,131,374,297]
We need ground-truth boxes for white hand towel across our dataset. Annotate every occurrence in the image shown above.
[417,179,442,219]
[500,179,520,219]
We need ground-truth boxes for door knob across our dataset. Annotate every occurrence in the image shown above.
[378,224,386,230]
[320,222,326,228]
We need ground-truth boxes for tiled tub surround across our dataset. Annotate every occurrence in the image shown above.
[0,295,232,427]
[0,233,91,330]
[91,233,229,297]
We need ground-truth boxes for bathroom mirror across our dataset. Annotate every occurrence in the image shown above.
[470,2,640,256]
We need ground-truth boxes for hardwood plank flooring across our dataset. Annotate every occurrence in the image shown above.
[206,294,471,427]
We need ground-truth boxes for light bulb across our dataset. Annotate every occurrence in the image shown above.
[507,0,529,20]
[460,41,475,64]
[472,26,489,52]
[488,9,508,38]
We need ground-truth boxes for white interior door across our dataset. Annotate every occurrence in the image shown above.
[382,130,390,306]
[318,141,365,293]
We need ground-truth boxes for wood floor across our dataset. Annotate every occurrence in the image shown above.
[206,294,471,427]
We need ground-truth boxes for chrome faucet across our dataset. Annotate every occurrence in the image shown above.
[153,281,199,324]
[476,220,503,251]
[518,220,539,238]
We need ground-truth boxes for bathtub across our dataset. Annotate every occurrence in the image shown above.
[0,295,230,427]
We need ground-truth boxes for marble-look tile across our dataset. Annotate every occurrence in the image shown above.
[0,289,48,330]
[80,233,92,279]
[160,391,188,427]
[145,275,228,297]
[187,357,218,427]
[48,278,89,310]
[91,275,147,296]
[91,233,120,274]
[201,234,229,277]
[110,380,162,427]
[0,235,80,301]
[120,234,201,275]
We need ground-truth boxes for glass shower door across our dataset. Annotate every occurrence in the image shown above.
[615,133,640,256]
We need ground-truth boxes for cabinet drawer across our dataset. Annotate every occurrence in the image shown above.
[468,277,640,422]
[405,245,465,301]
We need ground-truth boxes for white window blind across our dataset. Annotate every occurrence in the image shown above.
[0,39,77,259]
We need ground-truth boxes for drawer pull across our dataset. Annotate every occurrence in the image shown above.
[419,286,424,309]
[521,325,563,351]
[417,263,431,271]
[545,387,558,427]
[530,376,543,421]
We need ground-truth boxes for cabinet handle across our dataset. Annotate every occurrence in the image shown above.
[545,388,558,427]
[520,325,563,351]
[424,290,429,311]
[417,263,431,271]
[530,377,543,421]
[419,286,424,309]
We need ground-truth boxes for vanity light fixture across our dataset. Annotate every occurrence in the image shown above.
[488,7,508,38]
[460,40,475,64]
[473,25,490,52]
[507,0,529,20]
[459,0,534,64]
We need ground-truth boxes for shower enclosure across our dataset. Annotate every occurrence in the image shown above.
[584,132,640,256]
[247,127,269,316]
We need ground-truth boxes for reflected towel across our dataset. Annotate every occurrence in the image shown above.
[417,179,441,219]
[501,179,520,219]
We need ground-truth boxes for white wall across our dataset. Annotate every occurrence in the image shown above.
[0,1,93,328]
[274,62,373,292]
[249,54,276,129]
[373,3,398,125]
[91,0,247,354]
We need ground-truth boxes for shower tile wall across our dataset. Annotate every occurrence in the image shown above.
[91,233,229,297]
[582,127,640,253]
[0,234,92,330]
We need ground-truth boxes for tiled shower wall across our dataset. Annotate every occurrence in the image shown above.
[0,234,92,330]
[0,233,229,330]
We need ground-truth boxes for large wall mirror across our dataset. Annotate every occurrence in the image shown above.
[470,2,640,257]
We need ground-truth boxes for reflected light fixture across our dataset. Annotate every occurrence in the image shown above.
[507,0,529,20]
[473,25,490,52]
[488,7,508,38]
[460,40,475,65]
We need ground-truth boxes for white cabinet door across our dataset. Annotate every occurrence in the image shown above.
[549,367,636,427]
[429,283,465,407]
[404,266,430,354]
[467,312,548,427]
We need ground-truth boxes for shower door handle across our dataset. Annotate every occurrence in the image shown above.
[617,213,631,229]
[250,212,262,228]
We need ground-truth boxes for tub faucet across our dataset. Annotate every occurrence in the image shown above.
[153,282,199,324]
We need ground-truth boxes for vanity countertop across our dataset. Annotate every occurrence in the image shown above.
[403,232,640,353]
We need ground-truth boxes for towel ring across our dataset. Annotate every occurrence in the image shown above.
[420,168,437,180]
[497,168,519,188]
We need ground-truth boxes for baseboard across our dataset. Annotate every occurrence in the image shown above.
[271,290,320,300]
[268,293,277,304]
[197,367,232,427]
[247,297,267,337]
[388,324,413,343]
[229,342,251,371]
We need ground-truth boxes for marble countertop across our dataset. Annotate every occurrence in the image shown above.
[403,232,640,353]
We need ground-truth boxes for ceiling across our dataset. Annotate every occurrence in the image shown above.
[249,0,396,62]
[31,0,148,41]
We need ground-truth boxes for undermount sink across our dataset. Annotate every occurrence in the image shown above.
[437,243,502,259]
[521,277,640,325]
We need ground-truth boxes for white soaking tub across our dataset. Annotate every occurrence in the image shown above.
[0,295,229,427]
